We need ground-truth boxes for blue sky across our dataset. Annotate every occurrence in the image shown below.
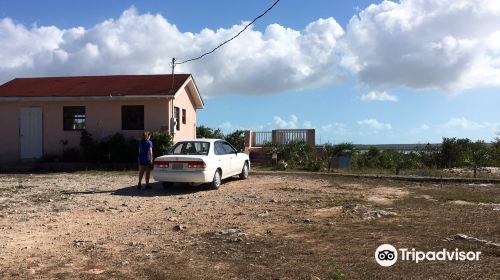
[1,0,499,144]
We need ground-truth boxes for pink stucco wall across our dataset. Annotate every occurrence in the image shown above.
[0,99,182,163]
[172,85,198,142]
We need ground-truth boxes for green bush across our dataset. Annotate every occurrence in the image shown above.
[225,130,245,152]
[196,125,223,139]
[265,140,318,170]
[62,147,81,162]
[77,130,161,163]
[150,131,173,157]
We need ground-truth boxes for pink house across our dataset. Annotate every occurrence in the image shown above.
[0,74,204,163]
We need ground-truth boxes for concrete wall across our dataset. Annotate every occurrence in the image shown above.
[0,99,171,163]
[172,85,198,142]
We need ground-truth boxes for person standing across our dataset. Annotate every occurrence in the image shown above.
[138,131,153,190]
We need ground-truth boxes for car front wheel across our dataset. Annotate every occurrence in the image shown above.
[239,162,249,180]
[210,170,222,190]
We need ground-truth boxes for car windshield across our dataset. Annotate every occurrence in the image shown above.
[168,141,210,156]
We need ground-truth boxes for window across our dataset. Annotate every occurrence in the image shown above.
[168,141,210,156]
[174,107,180,131]
[214,141,225,155]
[222,142,237,154]
[63,106,86,130]
[122,105,144,130]
[182,109,186,124]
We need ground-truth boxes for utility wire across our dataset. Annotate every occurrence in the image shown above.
[175,0,281,65]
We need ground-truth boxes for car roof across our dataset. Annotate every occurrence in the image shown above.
[176,138,224,144]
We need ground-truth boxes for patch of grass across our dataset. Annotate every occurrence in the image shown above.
[327,263,346,280]
[415,186,500,204]
[430,192,500,204]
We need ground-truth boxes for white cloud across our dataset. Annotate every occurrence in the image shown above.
[360,90,398,102]
[443,117,500,131]
[0,8,345,96]
[410,123,431,134]
[3,1,500,95]
[340,0,500,91]
[273,115,298,129]
[322,122,348,135]
[419,124,430,130]
[357,119,392,130]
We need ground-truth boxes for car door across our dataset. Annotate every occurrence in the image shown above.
[221,141,241,176]
[214,141,232,178]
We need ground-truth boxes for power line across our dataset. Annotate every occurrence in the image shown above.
[175,0,281,65]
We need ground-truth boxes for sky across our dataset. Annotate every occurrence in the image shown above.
[1,0,500,144]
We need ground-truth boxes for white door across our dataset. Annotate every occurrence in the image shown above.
[214,141,232,178]
[20,107,43,159]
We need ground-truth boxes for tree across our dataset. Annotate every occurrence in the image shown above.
[417,143,439,168]
[224,130,245,151]
[439,137,471,168]
[365,146,381,168]
[493,132,500,167]
[196,125,223,139]
[324,142,356,170]
[465,140,491,178]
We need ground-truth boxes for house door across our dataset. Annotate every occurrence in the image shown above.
[20,107,43,159]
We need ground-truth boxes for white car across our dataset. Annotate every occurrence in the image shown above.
[152,139,250,189]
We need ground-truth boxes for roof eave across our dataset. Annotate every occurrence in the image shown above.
[0,95,175,102]
[175,75,204,109]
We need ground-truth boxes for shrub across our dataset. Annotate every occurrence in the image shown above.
[196,125,223,139]
[150,131,173,157]
[224,130,245,152]
[265,140,318,170]
[277,160,288,170]
[62,147,81,162]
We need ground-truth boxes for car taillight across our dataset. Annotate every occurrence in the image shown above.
[154,160,169,168]
[187,161,206,168]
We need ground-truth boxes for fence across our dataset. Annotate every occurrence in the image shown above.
[252,131,272,146]
[245,129,315,147]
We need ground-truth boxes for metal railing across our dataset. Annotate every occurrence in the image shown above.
[252,131,272,146]
[247,129,315,147]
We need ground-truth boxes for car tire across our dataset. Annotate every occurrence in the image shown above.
[239,162,249,180]
[210,170,222,190]
[162,182,173,189]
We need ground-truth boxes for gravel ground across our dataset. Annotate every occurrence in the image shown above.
[0,172,499,279]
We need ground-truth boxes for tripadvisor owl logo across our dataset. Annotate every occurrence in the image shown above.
[375,244,398,267]
[375,244,482,267]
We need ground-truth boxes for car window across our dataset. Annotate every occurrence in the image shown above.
[214,141,225,155]
[222,142,236,154]
[168,141,210,155]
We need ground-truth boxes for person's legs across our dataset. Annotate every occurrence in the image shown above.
[138,165,145,189]
[145,167,151,189]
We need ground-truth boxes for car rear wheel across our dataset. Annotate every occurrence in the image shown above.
[162,182,173,189]
[210,170,222,190]
[239,162,249,180]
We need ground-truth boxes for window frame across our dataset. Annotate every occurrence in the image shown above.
[121,105,144,130]
[174,106,180,131]
[63,106,86,131]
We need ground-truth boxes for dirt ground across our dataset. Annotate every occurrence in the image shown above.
[0,172,499,279]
